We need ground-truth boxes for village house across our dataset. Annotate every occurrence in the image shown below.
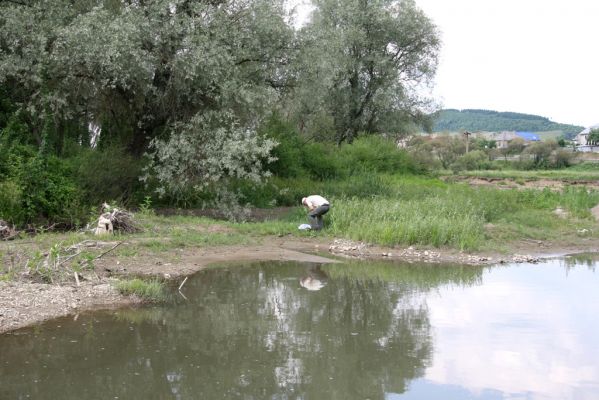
[575,124,599,152]
[476,131,540,148]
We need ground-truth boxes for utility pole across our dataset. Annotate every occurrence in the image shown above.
[463,131,472,153]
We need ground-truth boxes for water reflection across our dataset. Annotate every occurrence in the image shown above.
[562,252,599,270]
[0,259,598,399]
[420,260,599,400]
[299,265,329,291]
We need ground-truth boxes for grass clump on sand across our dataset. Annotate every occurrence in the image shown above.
[116,278,166,302]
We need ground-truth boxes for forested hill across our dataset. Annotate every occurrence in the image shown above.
[433,109,583,137]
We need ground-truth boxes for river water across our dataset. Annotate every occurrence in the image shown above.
[1,256,598,399]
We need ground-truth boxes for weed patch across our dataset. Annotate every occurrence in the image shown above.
[116,278,166,302]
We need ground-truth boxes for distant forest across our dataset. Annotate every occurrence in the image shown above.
[433,109,583,138]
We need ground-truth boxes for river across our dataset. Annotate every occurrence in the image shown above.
[1,256,598,399]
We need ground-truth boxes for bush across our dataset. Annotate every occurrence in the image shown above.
[301,142,344,180]
[260,115,307,178]
[0,180,23,224]
[524,140,558,168]
[261,116,428,182]
[0,138,87,226]
[72,146,143,206]
[552,149,574,169]
[450,150,491,172]
[18,156,86,226]
[337,136,424,175]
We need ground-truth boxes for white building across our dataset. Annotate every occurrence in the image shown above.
[575,124,599,152]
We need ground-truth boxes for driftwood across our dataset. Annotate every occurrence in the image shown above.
[95,203,142,235]
[0,220,18,241]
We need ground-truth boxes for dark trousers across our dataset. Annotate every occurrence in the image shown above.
[308,204,330,230]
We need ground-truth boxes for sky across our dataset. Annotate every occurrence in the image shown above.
[291,0,599,127]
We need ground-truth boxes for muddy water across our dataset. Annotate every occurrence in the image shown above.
[1,257,599,399]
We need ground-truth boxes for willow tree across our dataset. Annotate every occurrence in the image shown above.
[0,0,292,195]
[293,0,440,143]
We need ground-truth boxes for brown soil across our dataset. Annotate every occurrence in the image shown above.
[0,280,143,334]
[3,233,599,335]
[453,176,599,191]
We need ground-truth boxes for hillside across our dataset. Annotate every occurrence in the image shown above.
[433,109,583,138]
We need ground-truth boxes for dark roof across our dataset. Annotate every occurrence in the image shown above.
[515,131,540,141]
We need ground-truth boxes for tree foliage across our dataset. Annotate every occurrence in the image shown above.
[0,0,443,222]
[587,129,599,146]
[0,0,292,189]
[289,0,440,144]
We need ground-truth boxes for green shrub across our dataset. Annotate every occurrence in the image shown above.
[337,136,423,175]
[451,150,491,172]
[260,115,307,178]
[0,180,23,224]
[71,146,143,206]
[300,141,344,180]
[18,156,86,226]
[551,149,574,169]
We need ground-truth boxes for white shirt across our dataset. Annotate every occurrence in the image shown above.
[304,195,329,209]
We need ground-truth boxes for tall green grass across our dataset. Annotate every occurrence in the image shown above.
[329,196,485,250]
[325,179,599,250]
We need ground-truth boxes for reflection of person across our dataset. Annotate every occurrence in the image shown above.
[299,265,329,291]
[301,195,330,230]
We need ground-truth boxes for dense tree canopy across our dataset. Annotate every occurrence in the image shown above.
[289,0,440,143]
[1,0,292,188]
[0,0,441,222]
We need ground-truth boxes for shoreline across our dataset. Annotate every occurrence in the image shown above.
[1,236,598,335]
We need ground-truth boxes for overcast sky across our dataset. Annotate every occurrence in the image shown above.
[292,0,599,127]
[415,0,599,127]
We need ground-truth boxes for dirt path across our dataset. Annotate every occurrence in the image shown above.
[451,176,599,191]
[3,234,599,335]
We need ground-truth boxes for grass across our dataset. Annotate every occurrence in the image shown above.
[312,175,599,251]
[328,196,485,250]
[115,278,166,302]
[2,173,598,282]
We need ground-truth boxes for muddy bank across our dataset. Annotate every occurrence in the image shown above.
[0,239,338,335]
[449,176,599,191]
[2,235,599,335]
[0,280,143,334]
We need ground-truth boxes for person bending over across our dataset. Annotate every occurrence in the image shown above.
[302,195,330,230]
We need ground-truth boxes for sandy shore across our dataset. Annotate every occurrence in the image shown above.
[2,235,598,334]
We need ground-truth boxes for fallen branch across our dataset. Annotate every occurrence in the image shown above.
[94,203,142,235]
[178,276,189,291]
[0,220,18,241]
[83,241,123,266]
